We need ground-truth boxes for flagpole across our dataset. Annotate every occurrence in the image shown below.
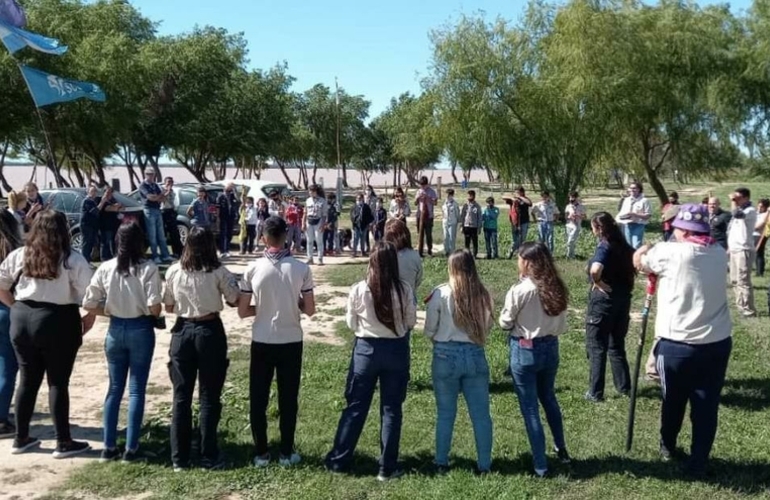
[335,77,342,213]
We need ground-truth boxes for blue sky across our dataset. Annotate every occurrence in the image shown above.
[129,0,753,120]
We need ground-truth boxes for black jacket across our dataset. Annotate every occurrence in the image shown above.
[217,191,241,222]
[710,209,731,249]
[350,203,374,229]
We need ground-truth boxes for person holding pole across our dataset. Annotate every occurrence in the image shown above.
[634,204,732,478]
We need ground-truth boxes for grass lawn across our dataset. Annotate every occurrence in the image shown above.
[55,182,770,500]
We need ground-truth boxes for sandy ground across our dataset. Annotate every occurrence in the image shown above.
[0,251,377,500]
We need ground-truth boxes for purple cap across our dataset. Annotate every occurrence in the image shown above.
[671,203,710,234]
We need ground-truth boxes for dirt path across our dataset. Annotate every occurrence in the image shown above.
[0,253,364,500]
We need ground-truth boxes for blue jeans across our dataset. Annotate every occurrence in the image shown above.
[103,316,156,451]
[624,223,645,250]
[306,223,324,263]
[443,221,458,255]
[326,334,410,474]
[512,222,530,254]
[0,304,16,423]
[353,227,366,254]
[143,208,170,260]
[432,342,493,471]
[484,228,498,259]
[509,336,566,472]
[100,229,115,261]
[538,222,554,253]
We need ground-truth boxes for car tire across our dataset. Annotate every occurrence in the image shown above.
[177,223,190,245]
[71,229,83,253]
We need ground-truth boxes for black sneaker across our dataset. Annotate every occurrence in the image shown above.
[377,469,405,482]
[0,421,15,438]
[200,455,226,471]
[555,446,571,464]
[11,436,40,454]
[122,449,145,463]
[100,447,121,463]
[53,440,90,459]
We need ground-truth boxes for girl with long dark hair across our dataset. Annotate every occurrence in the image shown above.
[0,210,95,457]
[163,227,240,471]
[0,211,23,437]
[499,242,570,477]
[584,212,636,402]
[325,242,417,481]
[425,249,494,474]
[82,222,162,462]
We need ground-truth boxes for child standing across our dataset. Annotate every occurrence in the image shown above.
[482,197,500,259]
[373,199,388,243]
[324,194,340,255]
[241,196,258,254]
[442,189,461,256]
[460,190,482,258]
[254,198,270,249]
[499,242,570,477]
[285,196,304,253]
[564,191,585,259]
[532,191,559,253]
[350,193,374,257]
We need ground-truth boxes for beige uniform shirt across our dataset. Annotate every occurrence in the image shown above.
[0,247,92,305]
[424,284,491,344]
[499,278,567,339]
[346,280,417,339]
[82,259,162,317]
[162,263,240,318]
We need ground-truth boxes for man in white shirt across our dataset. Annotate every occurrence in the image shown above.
[727,187,757,317]
[238,216,316,468]
[616,182,651,249]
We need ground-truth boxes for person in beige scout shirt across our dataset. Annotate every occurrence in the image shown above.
[162,227,241,472]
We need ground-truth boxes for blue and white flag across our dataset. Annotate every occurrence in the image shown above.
[0,0,25,28]
[19,65,106,108]
[0,20,67,55]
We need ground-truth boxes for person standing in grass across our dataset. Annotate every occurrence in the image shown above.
[372,199,388,244]
[303,184,327,266]
[634,204,732,478]
[584,212,635,402]
[325,242,417,481]
[415,177,438,257]
[564,192,586,259]
[727,187,757,317]
[616,182,651,249]
[350,193,374,258]
[753,198,769,278]
[461,190,482,258]
[384,219,423,300]
[162,227,241,471]
[239,216,315,468]
[442,188,461,256]
[532,191,559,254]
[389,187,411,223]
[82,222,162,463]
[505,186,533,259]
[482,197,499,259]
[0,211,22,438]
[0,210,95,458]
[424,250,494,475]
[499,241,570,478]
[323,194,339,255]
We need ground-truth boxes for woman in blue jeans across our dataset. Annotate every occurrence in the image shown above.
[0,211,23,437]
[325,242,417,481]
[424,249,494,474]
[83,222,163,462]
[500,242,570,477]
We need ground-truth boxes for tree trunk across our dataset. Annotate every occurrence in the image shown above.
[641,136,671,206]
[392,164,397,187]
[342,161,349,188]
[451,161,458,184]
[0,142,12,194]
[276,160,298,189]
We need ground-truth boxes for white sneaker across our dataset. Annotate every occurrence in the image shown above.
[253,453,270,468]
[279,453,301,467]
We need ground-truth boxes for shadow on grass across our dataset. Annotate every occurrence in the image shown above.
[721,377,770,411]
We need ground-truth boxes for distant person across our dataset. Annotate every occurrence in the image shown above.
[325,242,417,481]
[0,210,95,458]
[80,185,114,264]
[499,242,570,477]
[351,193,374,258]
[241,196,257,255]
[482,197,500,259]
[254,198,270,247]
[0,211,22,438]
[532,191,559,253]
[303,184,327,266]
[661,191,680,242]
[505,186,533,259]
[162,177,183,258]
[216,183,240,258]
[708,197,731,249]
[138,168,173,264]
[239,216,315,467]
[460,190,482,258]
[727,187,757,317]
[616,182,651,249]
[82,223,162,463]
[324,194,340,255]
[389,187,411,223]
[286,195,305,253]
[442,188,461,256]
[187,186,211,229]
[424,250,493,474]
[98,186,122,261]
[415,177,438,257]
[364,186,378,253]
[564,191,586,259]
[754,198,770,278]
[163,227,240,471]
[268,189,287,219]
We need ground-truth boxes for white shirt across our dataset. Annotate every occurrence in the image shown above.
[82,259,162,318]
[305,196,327,222]
[389,199,411,219]
[346,280,417,339]
[268,199,287,218]
[617,195,652,225]
[162,264,241,318]
[424,284,491,344]
[240,255,314,344]
[245,205,258,225]
[532,200,559,223]
[442,199,461,226]
[162,189,178,210]
[565,202,585,226]
[728,205,758,251]
[642,242,731,345]
[499,277,567,339]
[0,247,92,305]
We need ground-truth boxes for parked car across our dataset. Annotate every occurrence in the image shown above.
[39,188,146,253]
[210,180,295,202]
[128,183,240,245]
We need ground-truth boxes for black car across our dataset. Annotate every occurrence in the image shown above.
[39,188,146,253]
[128,183,239,244]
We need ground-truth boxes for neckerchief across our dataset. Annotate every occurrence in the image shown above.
[682,234,717,246]
[264,247,291,264]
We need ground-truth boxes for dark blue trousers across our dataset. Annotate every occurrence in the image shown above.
[326,335,410,474]
[655,336,732,474]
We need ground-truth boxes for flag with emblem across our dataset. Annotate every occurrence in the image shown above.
[19,65,106,107]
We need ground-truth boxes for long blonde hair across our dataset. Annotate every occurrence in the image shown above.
[448,250,493,345]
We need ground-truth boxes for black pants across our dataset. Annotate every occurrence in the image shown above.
[585,289,631,398]
[163,209,183,257]
[756,238,767,277]
[463,227,479,257]
[241,225,257,253]
[656,337,731,474]
[418,218,434,256]
[219,218,234,254]
[250,341,303,456]
[168,317,228,465]
[11,301,81,443]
